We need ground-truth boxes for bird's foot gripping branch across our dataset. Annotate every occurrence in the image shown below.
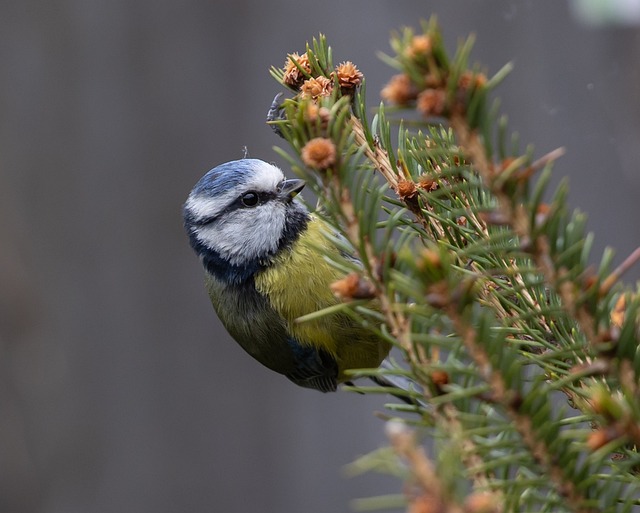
[269,17,640,513]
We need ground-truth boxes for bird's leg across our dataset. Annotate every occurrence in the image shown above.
[266,92,286,138]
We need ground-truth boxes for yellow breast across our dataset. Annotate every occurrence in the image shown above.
[254,216,390,379]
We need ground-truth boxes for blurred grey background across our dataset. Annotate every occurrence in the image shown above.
[1,1,639,512]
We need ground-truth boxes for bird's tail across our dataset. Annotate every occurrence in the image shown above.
[369,359,426,407]
[344,359,426,408]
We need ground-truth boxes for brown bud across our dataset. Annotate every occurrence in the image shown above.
[611,294,626,329]
[587,426,620,451]
[330,273,376,300]
[458,71,487,92]
[397,178,418,200]
[381,74,417,105]
[464,492,500,513]
[430,370,449,387]
[300,76,333,101]
[283,52,311,88]
[408,495,443,513]
[417,174,439,192]
[301,137,336,170]
[405,35,432,58]
[334,61,363,91]
[416,89,446,117]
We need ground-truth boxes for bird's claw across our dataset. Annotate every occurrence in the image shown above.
[266,92,286,138]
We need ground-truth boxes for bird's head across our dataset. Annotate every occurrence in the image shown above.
[183,159,309,279]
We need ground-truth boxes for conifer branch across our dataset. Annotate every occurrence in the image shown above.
[445,301,596,513]
[268,19,640,512]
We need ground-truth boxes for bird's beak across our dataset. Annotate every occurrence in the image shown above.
[279,178,305,201]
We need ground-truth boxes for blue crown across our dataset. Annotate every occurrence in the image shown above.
[191,159,264,197]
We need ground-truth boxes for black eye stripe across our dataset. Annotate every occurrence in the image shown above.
[189,190,278,226]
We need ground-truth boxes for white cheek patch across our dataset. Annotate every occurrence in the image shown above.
[193,202,287,266]
[185,191,236,222]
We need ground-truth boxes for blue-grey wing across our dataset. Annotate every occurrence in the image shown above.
[284,338,338,392]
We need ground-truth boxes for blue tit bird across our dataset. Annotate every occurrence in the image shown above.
[183,158,391,392]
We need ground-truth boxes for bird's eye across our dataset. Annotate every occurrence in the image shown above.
[241,191,259,207]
